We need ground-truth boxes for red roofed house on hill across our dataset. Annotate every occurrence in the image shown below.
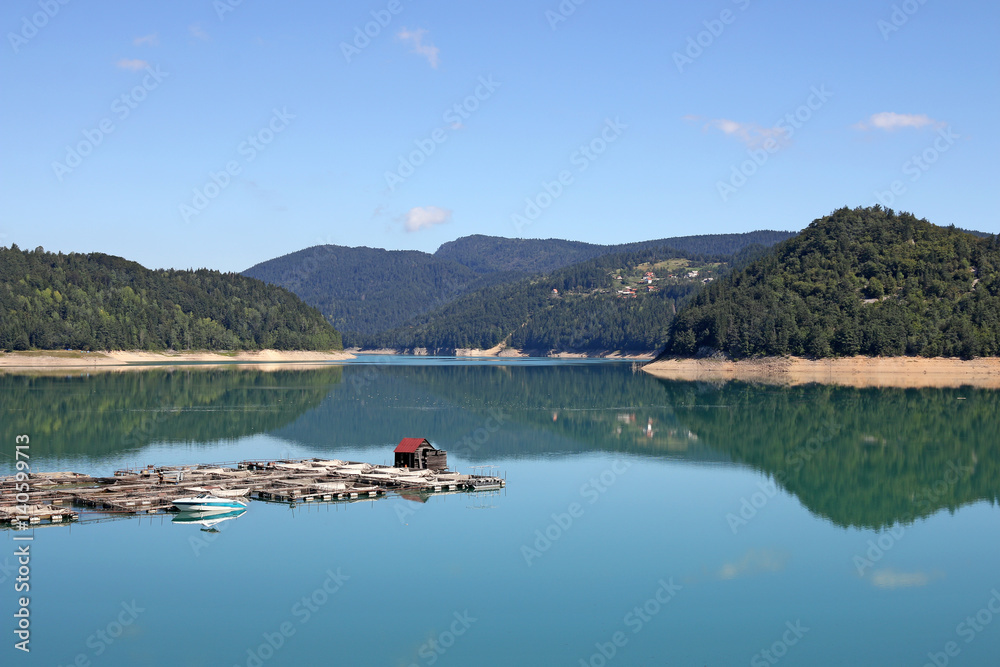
[394,438,448,471]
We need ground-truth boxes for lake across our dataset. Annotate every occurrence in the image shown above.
[2,357,998,666]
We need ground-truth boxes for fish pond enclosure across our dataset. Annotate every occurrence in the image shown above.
[0,450,505,528]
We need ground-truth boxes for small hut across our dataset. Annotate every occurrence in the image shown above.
[394,438,448,471]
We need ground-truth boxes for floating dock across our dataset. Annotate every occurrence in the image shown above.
[0,457,505,527]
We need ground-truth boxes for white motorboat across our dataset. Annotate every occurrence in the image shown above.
[172,492,248,512]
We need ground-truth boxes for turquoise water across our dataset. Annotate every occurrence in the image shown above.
[2,358,999,665]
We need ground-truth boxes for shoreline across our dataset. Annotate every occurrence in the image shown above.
[0,349,355,370]
[641,355,1000,389]
[347,346,655,360]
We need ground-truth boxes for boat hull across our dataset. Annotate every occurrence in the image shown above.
[172,495,247,512]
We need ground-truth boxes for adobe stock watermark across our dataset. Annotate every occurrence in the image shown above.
[450,409,509,459]
[521,459,631,566]
[717,85,832,203]
[384,75,501,192]
[578,578,682,667]
[340,0,411,64]
[920,588,1000,667]
[511,117,626,234]
[853,460,973,577]
[395,411,508,525]
[179,107,295,223]
[51,66,169,182]
[872,125,959,209]
[403,610,477,666]
[349,365,383,393]
[673,0,752,74]
[54,600,146,665]
[545,0,588,30]
[877,0,930,41]
[750,620,810,667]
[214,0,247,21]
[727,418,840,533]
[187,513,241,557]
[234,568,349,667]
[7,0,71,54]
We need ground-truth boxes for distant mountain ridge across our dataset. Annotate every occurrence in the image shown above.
[243,245,488,337]
[243,230,798,346]
[434,231,798,275]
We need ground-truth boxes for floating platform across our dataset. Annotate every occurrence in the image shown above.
[0,457,505,527]
[0,503,79,526]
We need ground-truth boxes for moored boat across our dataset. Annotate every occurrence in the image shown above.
[172,492,248,512]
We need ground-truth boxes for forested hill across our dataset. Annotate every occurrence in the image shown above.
[0,246,342,351]
[242,245,491,337]
[661,206,1000,359]
[361,245,735,352]
[433,236,601,275]
[434,230,797,276]
[244,230,796,346]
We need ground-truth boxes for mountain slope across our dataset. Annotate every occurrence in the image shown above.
[246,231,797,347]
[363,245,730,352]
[434,236,606,275]
[433,231,798,276]
[242,245,505,342]
[0,245,341,351]
[661,206,1000,359]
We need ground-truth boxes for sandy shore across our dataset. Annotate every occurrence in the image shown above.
[0,349,355,369]
[642,356,1000,388]
[349,346,655,360]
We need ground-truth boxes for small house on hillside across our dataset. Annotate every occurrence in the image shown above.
[394,438,448,471]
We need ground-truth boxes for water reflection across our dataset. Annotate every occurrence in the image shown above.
[172,507,247,532]
[3,361,997,532]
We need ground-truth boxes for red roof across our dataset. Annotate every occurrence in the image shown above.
[395,438,430,453]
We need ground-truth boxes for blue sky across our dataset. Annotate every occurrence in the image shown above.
[1,0,996,272]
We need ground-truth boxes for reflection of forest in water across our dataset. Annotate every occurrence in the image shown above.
[0,367,342,461]
[277,363,999,530]
[3,362,997,530]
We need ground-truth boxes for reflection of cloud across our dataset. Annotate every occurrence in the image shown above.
[853,112,942,131]
[870,568,930,589]
[717,549,788,580]
[397,28,439,68]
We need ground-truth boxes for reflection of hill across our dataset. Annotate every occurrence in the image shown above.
[277,364,1000,529]
[0,368,342,461]
[9,360,992,531]
[274,363,729,462]
[655,380,1000,529]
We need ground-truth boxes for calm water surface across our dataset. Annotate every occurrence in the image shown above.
[1,357,998,666]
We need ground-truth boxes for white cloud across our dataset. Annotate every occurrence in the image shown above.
[133,33,158,47]
[116,58,149,72]
[869,568,930,589]
[853,112,942,131]
[189,23,209,41]
[689,115,790,148]
[397,28,440,68]
[402,206,452,232]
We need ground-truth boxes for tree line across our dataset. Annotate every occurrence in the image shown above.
[0,246,342,351]
[662,206,1000,359]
